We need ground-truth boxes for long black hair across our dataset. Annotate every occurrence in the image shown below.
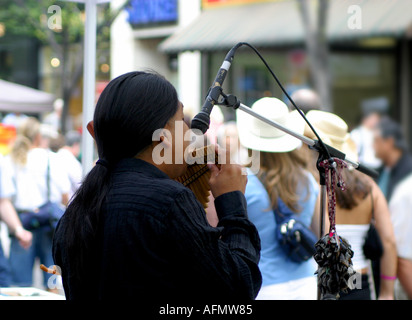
[60,71,179,278]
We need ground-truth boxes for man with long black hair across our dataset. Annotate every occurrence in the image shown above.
[52,71,262,301]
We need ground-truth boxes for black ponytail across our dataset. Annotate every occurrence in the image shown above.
[60,71,179,279]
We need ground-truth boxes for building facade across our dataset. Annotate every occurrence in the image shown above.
[112,0,412,144]
[111,0,202,117]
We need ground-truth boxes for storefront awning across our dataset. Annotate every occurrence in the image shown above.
[159,0,412,53]
[329,0,412,41]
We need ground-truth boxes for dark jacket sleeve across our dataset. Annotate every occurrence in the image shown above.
[165,189,262,300]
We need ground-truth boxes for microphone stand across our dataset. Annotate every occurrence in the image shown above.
[214,91,379,300]
[218,93,378,177]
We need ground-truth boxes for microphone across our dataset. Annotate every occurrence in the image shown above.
[191,44,242,134]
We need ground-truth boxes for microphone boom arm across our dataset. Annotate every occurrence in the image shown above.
[218,95,379,180]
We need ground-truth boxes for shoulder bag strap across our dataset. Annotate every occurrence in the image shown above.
[46,152,50,202]
[256,170,293,223]
[11,162,18,206]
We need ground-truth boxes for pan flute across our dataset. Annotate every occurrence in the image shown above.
[174,145,219,209]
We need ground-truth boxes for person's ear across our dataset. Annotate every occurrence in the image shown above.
[159,128,173,149]
[87,121,95,139]
[151,128,173,165]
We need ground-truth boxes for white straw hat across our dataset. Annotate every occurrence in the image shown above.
[236,97,305,153]
[304,110,359,162]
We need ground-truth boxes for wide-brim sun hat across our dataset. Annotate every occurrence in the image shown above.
[304,110,359,162]
[236,97,306,153]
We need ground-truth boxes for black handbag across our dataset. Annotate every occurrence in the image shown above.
[18,154,64,232]
[363,192,383,261]
[19,201,64,231]
[274,198,318,263]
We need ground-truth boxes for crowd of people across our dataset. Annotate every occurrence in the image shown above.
[0,114,82,291]
[206,87,411,300]
[0,71,411,301]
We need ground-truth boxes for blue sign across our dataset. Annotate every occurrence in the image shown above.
[126,0,178,27]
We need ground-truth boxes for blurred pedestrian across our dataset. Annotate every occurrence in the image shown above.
[0,155,32,287]
[57,130,83,200]
[0,117,70,289]
[43,99,63,133]
[288,88,321,113]
[373,116,412,202]
[205,105,224,145]
[237,97,319,300]
[204,121,249,228]
[304,110,397,300]
[351,98,388,170]
[52,71,262,300]
[39,123,59,150]
[216,121,248,166]
[1,112,28,129]
[0,199,33,287]
[388,173,412,299]
[38,123,70,207]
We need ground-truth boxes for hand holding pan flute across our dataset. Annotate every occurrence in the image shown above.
[207,144,247,198]
[174,144,247,209]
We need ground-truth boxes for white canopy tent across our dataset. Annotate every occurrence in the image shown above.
[0,79,55,114]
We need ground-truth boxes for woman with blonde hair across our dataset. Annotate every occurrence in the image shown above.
[0,117,70,289]
[237,97,320,300]
[303,110,397,300]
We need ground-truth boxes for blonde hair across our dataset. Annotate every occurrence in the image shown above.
[10,117,41,166]
[258,149,309,213]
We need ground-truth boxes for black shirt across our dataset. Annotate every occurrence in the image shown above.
[52,158,261,300]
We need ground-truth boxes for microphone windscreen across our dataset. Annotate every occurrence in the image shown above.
[190,111,210,134]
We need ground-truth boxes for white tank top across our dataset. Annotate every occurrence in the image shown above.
[335,224,370,271]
